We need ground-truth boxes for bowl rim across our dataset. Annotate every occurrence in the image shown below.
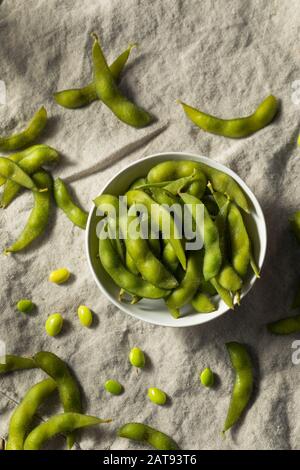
[85,151,267,328]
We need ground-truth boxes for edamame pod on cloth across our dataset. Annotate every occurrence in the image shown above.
[147,160,249,213]
[0,106,47,151]
[0,355,36,374]
[118,423,179,450]
[0,145,59,208]
[223,342,254,433]
[91,33,153,128]
[5,170,52,253]
[24,413,111,450]
[166,251,202,318]
[33,351,82,449]
[267,314,300,335]
[54,44,136,109]
[0,157,41,192]
[6,378,57,450]
[126,189,186,269]
[54,178,88,229]
[178,95,278,138]
[99,229,170,299]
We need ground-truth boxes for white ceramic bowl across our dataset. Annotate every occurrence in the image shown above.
[86,152,267,328]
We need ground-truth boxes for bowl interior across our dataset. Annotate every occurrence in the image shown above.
[86,152,267,327]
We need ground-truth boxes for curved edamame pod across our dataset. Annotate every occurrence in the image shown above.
[6,378,57,450]
[0,145,59,208]
[24,413,111,450]
[0,158,41,192]
[118,422,179,450]
[0,107,47,151]
[223,342,254,433]
[192,291,216,313]
[5,170,52,253]
[267,314,300,335]
[54,44,137,109]
[0,355,36,374]
[147,160,249,213]
[91,33,152,128]
[228,203,250,277]
[180,192,221,280]
[54,178,88,229]
[166,251,202,318]
[99,231,170,299]
[33,351,82,449]
[178,95,278,138]
[210,277,234,309]
[126,189,186,269]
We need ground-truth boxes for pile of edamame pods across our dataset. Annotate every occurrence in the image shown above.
[95,159,260,318]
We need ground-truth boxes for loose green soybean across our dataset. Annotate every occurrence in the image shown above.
[0,355,36,374]
[17,299,35,314]
[178,95,278,138]
[49,267,70,284]
[5,170,52,253]
[118,423,179,450]
[77,305,93,327]
[6,378,57,450]
[54,44,136,109]
[223,342,253,433]
[200,367,214,387]
[92,33,152,128]
[24,413,111,450]
[54,178,88,229]
[0,107,47,151]
[45,313,63,337]
[0,144,59,208]
[129,347,145,368]
[105,379,123,395]
[33,351,82,449]
[267,314,300,335]
[147,387,167,405]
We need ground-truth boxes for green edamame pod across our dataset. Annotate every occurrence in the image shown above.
[217,264,242,293]
[210,278,234,309]
[163,170,207,196]
[192,291,216,313]
[118,423,179,450]
[0,145,59,208]
[267,314,300,335]
[99,231,170,299]
[5,170,52,253]
[162,242,179,273]
[166,251,202,318]
[6,378,57,450]
[126,190,186,269]
[147,160,249,213]
[223,342,253,433]
[180,192,222,281]
[0,158,41,192]
[126,250,139,275]
[125,215,178,289]
[0,355,36,374]
[228,203,250,277]
[33,351,82,449]
[178,95,278,138]
[54,178,88,229]
[289,211,300,244]
[0,107,47,151]
[24,413,111,450]
[92,34,152,128]
[54,44,136,109]
[128,177,147,190]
